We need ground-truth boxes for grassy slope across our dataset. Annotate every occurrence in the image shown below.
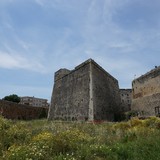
[1,116,160,160]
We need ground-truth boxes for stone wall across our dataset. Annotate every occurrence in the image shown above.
[92,61,121,121]
[48,59,121,121]
[120,89,132,112]
[131,66,160,116]
[132,93,160,116]
[48,62,90,121]
[0,100,48,120]
[55,69,71,81]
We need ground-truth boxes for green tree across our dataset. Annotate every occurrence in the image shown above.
[2,94,20,103]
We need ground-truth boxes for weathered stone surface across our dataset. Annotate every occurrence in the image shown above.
[48,61,90,121]
[132,93,160,116]
[92,61,121,121]
[0,100,48,120]
[120,89,132,112]
[131,66,160,116]
[48,59,121,121]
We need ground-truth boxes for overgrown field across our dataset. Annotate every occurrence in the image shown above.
[1,116,160,160]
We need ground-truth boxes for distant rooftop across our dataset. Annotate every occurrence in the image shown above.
[20,96,48,101]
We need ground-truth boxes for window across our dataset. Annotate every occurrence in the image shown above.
[155,106,160,117]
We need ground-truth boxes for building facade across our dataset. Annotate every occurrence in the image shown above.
[131,66,160,117]
[120,89,132,112]
[20,96,49,108]
[48,59,121,121]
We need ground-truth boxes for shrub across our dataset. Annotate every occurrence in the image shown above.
[129,118,143,127]
[0,116,12,151]
[5,132,54,160]
[125,110,139,120]
[143,117,160,128]
[7,124,32,145]
[2,116,160,159]
[0,115,11,131]
[113,122,131,130]
[51,129,90,153]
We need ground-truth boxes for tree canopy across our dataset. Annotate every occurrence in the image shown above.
[2,94,20,103]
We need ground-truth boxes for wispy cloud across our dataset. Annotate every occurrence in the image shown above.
[0,0,160,99]
[0,51,46,73]
[34,0,45,7]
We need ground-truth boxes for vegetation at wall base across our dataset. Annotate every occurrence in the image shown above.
[1,116,160,160]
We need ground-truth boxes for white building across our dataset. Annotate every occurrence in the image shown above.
[20,96,49,108]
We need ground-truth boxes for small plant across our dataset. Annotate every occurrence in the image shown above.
[129,117,143,127]
[125,110,139,120]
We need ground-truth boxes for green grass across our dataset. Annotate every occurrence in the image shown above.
[1,116,160,160]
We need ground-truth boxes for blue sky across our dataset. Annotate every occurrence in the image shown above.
[0,0,160,101]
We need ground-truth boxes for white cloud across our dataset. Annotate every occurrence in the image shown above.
[0,0,159,92]
[0,51,46,73]
[34,0,45,7]
[34,0,67,8]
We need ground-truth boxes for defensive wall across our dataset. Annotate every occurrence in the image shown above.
[48,59,121,121]
[120,89,132,112]
[131,66,160,116]
[0,100,48,120]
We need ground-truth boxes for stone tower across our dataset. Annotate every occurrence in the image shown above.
[48,59,121,121]
[132,66,160,117]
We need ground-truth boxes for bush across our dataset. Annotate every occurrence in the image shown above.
[143,116,160,127]
[5,129,90,159]
[0,116,12,152]
[113,121,131,130]
[129,118,143,127]
[1,116,160,159]
[125,110,139,120]
[7,124,32,145]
